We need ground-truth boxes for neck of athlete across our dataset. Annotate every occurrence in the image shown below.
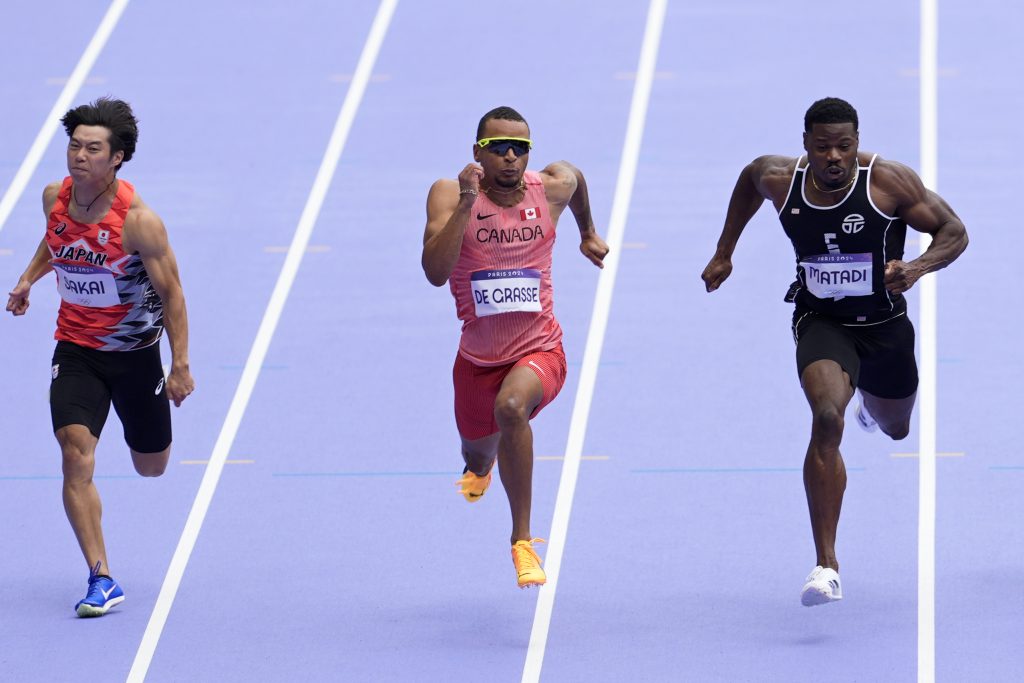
[480,176,525,208]
[72,173,118,212]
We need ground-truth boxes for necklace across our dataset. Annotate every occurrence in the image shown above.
[809,169,857,194]
[73,180,115,213]
[481,179,525,196]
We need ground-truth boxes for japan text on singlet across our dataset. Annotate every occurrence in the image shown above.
[778,154,908,320]
[45,177,164,351]
[449,171,563,366]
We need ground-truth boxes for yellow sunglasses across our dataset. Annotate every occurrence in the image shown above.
[476,137,532,156]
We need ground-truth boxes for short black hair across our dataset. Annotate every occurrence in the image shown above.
[476,106,528,140]
[61,97,138,170]
[804,97,858,133]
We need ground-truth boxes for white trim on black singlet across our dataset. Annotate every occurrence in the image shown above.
[778,156,803,217]
[798,157,863,210]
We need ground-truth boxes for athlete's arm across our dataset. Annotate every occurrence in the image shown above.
[6,183,62,316]
[541,161,608,269]
[123,202,194,406]
[422,164,483,287]
[702,155,793,292]
[871,160,968,296]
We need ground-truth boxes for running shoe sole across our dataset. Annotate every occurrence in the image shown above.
[76,595,125,618]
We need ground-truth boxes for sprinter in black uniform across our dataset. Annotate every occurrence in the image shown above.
[701,97,968,607]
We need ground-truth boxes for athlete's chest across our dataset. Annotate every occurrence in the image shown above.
[46,206,135,280]
[465,203,556,252]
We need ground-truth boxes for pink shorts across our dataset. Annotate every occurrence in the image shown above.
[452,344,567,441]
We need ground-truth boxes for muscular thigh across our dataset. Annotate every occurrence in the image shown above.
[793,311,861,389]
[50,341,112,439]
[108,343,172,453]
[854,314,918,400]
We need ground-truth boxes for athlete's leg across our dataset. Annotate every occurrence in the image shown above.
[493,366,545,545]
[800,359,855,571]
[57,425,111,575]
[131,446,171,477]
[460,433,499,476]
[859,389,916,440]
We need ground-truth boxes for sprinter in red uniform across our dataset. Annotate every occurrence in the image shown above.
[7,98,194,617]
[422,106,608,588]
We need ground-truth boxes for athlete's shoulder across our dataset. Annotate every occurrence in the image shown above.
[750,154,799,176]
[429,177,459,194]
[427,177,460,207]
[42,181,63,211]
[868,155,926,196]
[538,162,577,203]
[748,155,798,199]
[125,193,165,234]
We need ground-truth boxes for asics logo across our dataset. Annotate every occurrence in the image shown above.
[155,378,165,395]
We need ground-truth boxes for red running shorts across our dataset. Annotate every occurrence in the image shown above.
[452,343,567,441]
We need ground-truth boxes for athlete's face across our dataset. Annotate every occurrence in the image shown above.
[473,118,530,189]
[67,125,123,182]
[803,122,859,190]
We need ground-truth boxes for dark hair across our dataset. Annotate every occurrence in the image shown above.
[61,97,138,170]
[804,97,858,133]
[476,106,528,140]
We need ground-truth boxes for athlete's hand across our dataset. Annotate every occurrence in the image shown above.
[884,259,923,296]
[458,164,484,198]
[580,233,609,269]
[6,280,31,316]
[166,366,195,407]
[701,255,733,292]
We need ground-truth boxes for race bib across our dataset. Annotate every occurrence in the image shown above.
[53,263,120,308]
[800,253,873,300]
[471,268,542,317]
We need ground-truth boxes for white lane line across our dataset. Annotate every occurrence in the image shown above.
[125,1,399,680]
[521,1,667,681]
[0,0,130,235]
[918,1,939,682]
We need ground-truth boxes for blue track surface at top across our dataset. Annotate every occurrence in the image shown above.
[0,1,1020,681]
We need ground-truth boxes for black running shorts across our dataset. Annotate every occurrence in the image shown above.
[50,341,172,453]
[791,308,919,399]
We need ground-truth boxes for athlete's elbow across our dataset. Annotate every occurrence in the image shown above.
[422,263,448,287]
[958,227,969,254]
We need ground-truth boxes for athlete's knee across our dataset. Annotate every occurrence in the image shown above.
[57,431,95,466]
[132,446,170,477]
[881,421,911,441]
[810,405,845,444]
[494,392,530,428]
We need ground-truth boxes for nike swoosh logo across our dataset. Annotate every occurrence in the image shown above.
[477,212,497,220]
[101,585,118,600]
[528,360,546,376]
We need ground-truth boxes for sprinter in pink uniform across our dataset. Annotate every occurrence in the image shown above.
[422,106,608,588]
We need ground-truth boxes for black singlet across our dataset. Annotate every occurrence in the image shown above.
[779,154,908,321]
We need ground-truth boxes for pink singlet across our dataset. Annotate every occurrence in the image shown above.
[448,171,563,366]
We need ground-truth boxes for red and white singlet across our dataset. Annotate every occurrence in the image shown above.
[45,177,164,351]
[448,171,563,366]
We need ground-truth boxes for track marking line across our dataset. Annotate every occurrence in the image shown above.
[125,2,399,680]
[179,460,255,465]
[918,1,939,681]
[263,244,332,253]
[0,0,130,236]
[536,455,610,462]
[521,2,667,681]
